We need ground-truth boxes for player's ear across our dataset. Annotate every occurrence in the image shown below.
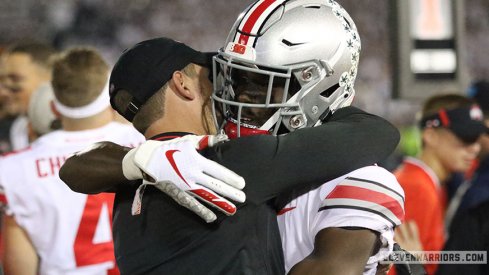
[171,70,195,100]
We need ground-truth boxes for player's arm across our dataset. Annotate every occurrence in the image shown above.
[61,137,246,222]
[286,166,405,275]
[2,215,39,275]
[60,141,131,194]
[212,106,400,203]
[62,106,399,201]
[289,227,379,275]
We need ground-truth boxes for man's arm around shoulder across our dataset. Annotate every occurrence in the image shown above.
[60,141,132,194]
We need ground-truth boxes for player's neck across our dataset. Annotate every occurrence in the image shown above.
[419,150,448,183]
[144,114,208,139]
[143,95,210,139]
[144,120,208,139]
[61,108,114,131]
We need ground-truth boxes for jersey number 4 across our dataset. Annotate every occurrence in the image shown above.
[74,193,116,267]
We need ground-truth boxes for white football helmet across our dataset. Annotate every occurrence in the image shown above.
[212,0,361,137]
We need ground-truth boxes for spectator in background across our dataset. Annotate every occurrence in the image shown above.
[454,81,489,212]
[444,82,489,229]
[0,83,14,154]
[2,42,55,150]
[0,53,20,153]
[435,81,489,275]
[0,54,18,118]
[392,94,486,275]
[0,47,144,275]
[436,195,489,275]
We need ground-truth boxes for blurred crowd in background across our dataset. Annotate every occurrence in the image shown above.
[0,0,488,127]
[0,1,488,275]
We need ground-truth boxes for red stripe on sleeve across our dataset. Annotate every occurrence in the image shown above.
[326,185,404,221]
[0,194,7,205]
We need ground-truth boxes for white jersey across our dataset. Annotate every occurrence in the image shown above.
[10,115,29,150]
[277,166,405,275]
[0,122,144,275]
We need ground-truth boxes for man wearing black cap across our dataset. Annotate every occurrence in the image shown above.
[434,82,489,275]
[394,94,486,275]
[60,37,401,274]
[450,80,489,212]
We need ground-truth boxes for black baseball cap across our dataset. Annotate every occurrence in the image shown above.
[468,80,489,113]
[420,105,489,144]
[109,37,215,121]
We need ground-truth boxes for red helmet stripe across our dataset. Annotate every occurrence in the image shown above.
[236,0,283,46]
[238,34,250,45]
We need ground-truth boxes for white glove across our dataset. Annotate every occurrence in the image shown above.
[123,134,246,223]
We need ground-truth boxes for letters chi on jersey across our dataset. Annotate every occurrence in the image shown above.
[0,122,144,275]
[277,166,405,275]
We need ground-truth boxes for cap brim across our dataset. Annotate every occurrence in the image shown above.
[193,52,217,68]
[451,122,488,143]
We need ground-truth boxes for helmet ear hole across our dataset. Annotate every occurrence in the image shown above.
[320,83,340,98]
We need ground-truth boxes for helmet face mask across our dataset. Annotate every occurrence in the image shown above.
[227,69,288,128]
[213,55,303,136]
[212,0,361,137]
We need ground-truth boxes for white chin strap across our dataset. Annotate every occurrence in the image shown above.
[53,82,110,119]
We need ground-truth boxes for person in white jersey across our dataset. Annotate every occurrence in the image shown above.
[276,166,404,275]
[0,47,144,275]
[210,1,406,273]
[59,1,407,274]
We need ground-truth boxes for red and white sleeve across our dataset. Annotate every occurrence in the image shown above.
[313,166,405,266]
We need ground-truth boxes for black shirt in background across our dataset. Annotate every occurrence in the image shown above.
[436,200,489,275]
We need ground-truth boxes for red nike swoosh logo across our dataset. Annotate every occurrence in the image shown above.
[277,207,296,216]
[165,150,190,187]
[165,150,236,215]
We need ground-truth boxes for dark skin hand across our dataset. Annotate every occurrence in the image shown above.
[60,142,130,194]
[62,145,386,275]
[60,107,400,198]
[59,108,398,275]
[289,227,379,275]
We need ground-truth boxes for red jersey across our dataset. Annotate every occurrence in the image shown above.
[393,157,446,275]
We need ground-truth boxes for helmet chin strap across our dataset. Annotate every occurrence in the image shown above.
[224,120,271,139]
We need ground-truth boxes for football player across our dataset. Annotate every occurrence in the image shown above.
[0,48,145,275]
[61,36,398,274]
[212,1,404,273]
[60,1,402,274]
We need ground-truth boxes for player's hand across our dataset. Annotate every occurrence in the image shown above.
[123,134,246,222]
[375,263,392,275]
[394,221,423,253]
